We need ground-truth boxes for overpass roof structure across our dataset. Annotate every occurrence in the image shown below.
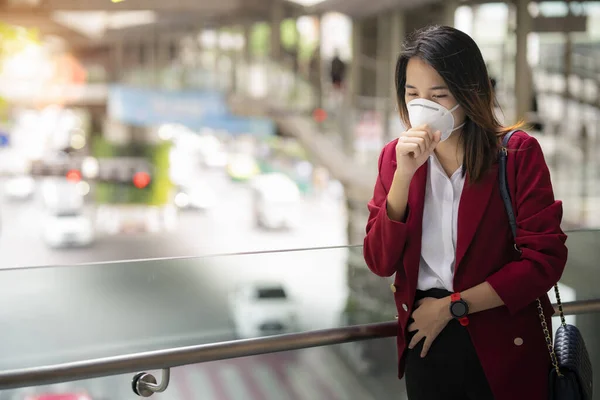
[1,0,447,48]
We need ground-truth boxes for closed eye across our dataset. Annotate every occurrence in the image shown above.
[406,93,418,97]
[432,94,447,99]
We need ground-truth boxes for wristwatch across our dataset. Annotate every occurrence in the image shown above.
[450,293,470,326]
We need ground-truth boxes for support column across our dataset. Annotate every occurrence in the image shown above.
[242,23,252,64]
[514,0,533,122]
[271,1,284,62]
[563,3,573,101]
[350,19,363,102]
[314,14,324,108]
[214,30,222,91]
[376,13,392,142]
[148,31,158,87]
[111,39,124,83]
[443,0,459,27]
[375,14,391,101]
[230,30,239,93]
[386,10,406,141]
[389,11,404,101]
[156,35,169,87]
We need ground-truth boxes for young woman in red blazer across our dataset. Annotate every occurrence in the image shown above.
[363,25,568,400]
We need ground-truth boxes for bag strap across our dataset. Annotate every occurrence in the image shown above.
[498,130,519,246]
[497,130,564,377]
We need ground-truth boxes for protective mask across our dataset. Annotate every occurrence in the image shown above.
[406,98,465,142]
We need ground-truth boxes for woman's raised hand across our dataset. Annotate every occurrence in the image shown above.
[395,124,441,179]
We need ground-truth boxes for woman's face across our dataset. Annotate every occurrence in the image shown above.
[404,57,466,129]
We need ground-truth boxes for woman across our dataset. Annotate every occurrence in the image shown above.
[363,26,567,400]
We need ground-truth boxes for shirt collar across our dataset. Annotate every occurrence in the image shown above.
[429,154,464,181]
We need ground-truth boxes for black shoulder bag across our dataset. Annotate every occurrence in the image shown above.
[499,130,593,400]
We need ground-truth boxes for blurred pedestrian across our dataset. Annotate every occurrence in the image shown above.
[330,50,346,91]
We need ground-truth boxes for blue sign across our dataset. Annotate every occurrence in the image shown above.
[108,85,275,136]
[0,132,9,147]
[200,116,275,137]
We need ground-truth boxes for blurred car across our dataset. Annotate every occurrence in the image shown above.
[174,185,217,211]
[229,282,298,338]
[25,392,93,400]
[95,205,157,235]
[4,175,35,200]
[226,154,260,181]
[203,149,228,168]
[251,173,301,230]
[43,211,94,248]
[41,178,83,213]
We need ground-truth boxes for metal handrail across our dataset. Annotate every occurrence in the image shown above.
[0,298,599,392]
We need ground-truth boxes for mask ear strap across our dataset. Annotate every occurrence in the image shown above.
[452,122,466,132]
[449,103,460,113]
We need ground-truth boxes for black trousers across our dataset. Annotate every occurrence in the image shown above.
[405,288,495,400]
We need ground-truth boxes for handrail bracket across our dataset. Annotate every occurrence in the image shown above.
[132,368,170,397]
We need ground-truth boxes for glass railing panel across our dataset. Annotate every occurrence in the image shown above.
[0,245,356,371]
[0,230,598,398]
[536,123,600,229]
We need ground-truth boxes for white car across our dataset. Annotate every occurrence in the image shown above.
[4,176,35,200]
[251,173,301,230]
[41,178,83,213]
[229,282,298,338]
[203,150,228,168]
[43,211,94,248]
[174,185,217,211]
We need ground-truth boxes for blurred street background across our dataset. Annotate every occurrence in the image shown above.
[1,0,600,399]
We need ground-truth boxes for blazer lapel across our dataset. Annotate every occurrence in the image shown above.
[455,165,497,270]
[404,162,428,288]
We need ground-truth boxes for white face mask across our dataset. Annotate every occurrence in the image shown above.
[406,98,465,142]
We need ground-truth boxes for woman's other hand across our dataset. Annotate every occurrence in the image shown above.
[407,297,452,358]
[395,124,441,179]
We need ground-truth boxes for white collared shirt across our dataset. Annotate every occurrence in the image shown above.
[417,155,466,292]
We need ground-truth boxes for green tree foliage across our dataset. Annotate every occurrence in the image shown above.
[250,23,271,57]
[280,19,298,51]
[0,23,39,60]
[0,23,39,121]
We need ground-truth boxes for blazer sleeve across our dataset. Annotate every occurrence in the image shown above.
[363,145,409,277]
[486,135,568,315]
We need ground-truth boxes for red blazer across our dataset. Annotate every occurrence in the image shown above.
[363,131,568,400]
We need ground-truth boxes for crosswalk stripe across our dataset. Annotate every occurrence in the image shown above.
[303,363,342,400]
[88,376,114,399]
[234,359,267,400]
[262,355,302,400]
[303,348,375,400]
[172,367,195,400]
[251,363,291,400]
[1,386,30,400]
[200,364,231,400]
[218,364,251,400]
[284,363,324,400]
[179,365,218,400]
[103,374,131,400]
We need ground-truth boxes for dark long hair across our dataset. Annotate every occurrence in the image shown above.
[395,25,521,183]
